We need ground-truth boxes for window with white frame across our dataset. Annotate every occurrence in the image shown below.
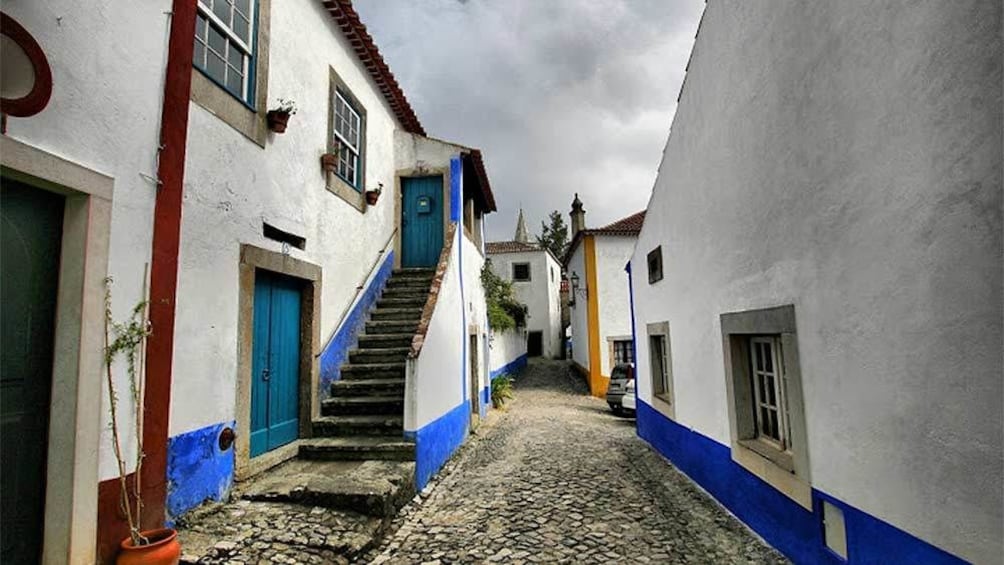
[332,90,363,190]
[749,336,791,450]
[194,0,256,104]
[613,340,633,365]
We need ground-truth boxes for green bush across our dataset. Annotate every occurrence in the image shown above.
[491,374,514,409]
[482,263,528,331]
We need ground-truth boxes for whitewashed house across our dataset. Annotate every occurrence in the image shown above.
[0,1,498,562]
[486,209,562,360]
[563,194,644,397]
[628,2,1001,564]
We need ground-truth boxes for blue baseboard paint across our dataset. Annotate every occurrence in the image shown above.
[636,401,967,565]
[166,421,235,522]
[406,400,470,490]
[490,353,528,379]
[480,386,491,412]
[319,251,395,398]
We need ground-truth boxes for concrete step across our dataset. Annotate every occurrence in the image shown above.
[380,285,430,298]
[390,268,435,280]
[239,459,416,517]
[365,319,418,334]
[340,362,405,380]
[330,377,405,396]
[312,414,404,437]
[370,307,423,321]
[357,333,413,349]
[385,277,433,289]
[322,395,404,416]
[349,347,410,365]
[377,296,427,308]
[299,437,416,462]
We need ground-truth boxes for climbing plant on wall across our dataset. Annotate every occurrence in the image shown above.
[481,263,528,332]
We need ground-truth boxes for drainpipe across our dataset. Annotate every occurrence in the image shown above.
[625,261,638,386]
[142,0,197,530]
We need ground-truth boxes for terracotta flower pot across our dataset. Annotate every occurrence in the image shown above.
[117,528,181,565]
[365,190,380,205]
[266,110,291,133]
[320,153,338,173]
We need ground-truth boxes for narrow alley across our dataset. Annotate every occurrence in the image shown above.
[364,360,787,564]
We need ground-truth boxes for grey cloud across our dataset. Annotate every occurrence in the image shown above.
[355,0,704,240]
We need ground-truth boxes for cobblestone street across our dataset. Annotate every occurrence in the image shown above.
[363,359,787,564]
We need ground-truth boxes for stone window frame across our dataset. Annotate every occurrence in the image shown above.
[721,304,811,509]
[325,66,368,213]
[646,322,675,417]
[512,262,531,282]
[190,0,271,147]
[608,336,634,365]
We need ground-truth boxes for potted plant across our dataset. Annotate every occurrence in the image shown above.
[266,98,297,133]
[320,151,338,173]
[104,273,182,565]
[365,182,383,205]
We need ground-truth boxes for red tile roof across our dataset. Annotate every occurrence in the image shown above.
[562,210,646,266]
[322,0,425,136]
[486,241,542,254]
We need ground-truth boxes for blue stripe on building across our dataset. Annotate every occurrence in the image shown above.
[406,400,471,490]
[166,421,236,522]
[636,401,967,565]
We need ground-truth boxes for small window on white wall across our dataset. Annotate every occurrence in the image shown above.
[646,322,673,415]
[513,263,531,282]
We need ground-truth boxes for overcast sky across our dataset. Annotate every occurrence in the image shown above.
[355,0,705,242]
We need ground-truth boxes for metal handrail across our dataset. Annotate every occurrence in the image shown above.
[317,227,398,356]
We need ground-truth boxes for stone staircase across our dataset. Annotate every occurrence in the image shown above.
[300,267,434,461]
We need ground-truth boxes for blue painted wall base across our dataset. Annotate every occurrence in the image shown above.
[636,401,966,565]
[406,401,470,490]
[490,353,527,379]
[319,251,395,398]
[166,421,235,522]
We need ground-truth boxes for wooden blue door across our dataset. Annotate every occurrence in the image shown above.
[250,270,302,457]
[1,179,63,563]
[401,176,444,268]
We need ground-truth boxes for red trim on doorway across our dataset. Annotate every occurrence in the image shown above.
[95,1,197,562]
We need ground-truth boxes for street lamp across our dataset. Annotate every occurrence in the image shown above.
[569,271,586,307]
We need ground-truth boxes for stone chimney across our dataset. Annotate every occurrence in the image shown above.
[570,193,586,237]
[514,207,531,244]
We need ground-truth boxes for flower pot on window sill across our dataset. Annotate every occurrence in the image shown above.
[266,110,292,133]
[365,190,381,205]
[320,153,338,173]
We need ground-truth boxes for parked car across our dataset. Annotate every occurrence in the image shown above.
[621,378,636,416]
[605,363,634,414]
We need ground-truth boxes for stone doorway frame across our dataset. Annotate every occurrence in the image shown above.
[234,244,321,480]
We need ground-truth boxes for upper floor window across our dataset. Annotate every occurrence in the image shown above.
[194,0,256,105]
[512,263,531,282]
[647,246,663,284]
[332,90,363,190]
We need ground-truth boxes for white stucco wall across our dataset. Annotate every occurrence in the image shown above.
[487,249,562,358]
[3,1,173,481]
[565,244,589,370]
[489,329,527,375]
[630,2,1001,562]
[594,236,636,376]
[171,0,403,440]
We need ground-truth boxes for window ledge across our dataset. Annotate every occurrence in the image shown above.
[732,439,810,510]
[738,438,795,473]
[325,172,366,213]
[650,393,676,419]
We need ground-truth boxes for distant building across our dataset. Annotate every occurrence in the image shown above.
[627,2,1001,564]
[486,209,563,358]
[563,194,644,397]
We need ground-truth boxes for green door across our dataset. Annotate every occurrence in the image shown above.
[250,270,302,457]
[401,176,444,268]
[1,179,64,563]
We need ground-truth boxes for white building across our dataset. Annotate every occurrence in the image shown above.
[486,209,562,359]
[628,2,1001,564]
[563,194,644,397]
[0,1,498,562]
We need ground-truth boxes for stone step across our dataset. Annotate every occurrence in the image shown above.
[299,437,416,462]
[377,296,427,308]
[349,347,410,365]
[322,395,404,416]
[391,268,435,280]
[330,377,405,396]
[239,459,416,517]
[370,307,424,321]
[385,277,433,289]
[340,362,405,380]
[312,415,404,437]
[380,286,430,299]
[357,333,414,349]
[366,319,418,334]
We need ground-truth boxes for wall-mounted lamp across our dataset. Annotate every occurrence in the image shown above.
[569,271,587,307]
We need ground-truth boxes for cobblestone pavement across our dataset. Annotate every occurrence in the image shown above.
[361,359,788,564]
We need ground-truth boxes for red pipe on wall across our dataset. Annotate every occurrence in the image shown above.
[96,1,196,561]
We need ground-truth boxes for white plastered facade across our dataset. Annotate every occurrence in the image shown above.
[486,248,562,358]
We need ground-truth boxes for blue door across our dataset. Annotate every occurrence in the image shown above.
[250,270,302,457]
[401,176,444,268]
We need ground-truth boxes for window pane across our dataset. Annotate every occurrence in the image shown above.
[235,0,251,16]
[196,14,208,40]
[208,25,226,56]
[193,40,205,66]
[206,50,226,84]
[213,0,231,25]
[226,65,243,94]
[233,14,250,44]
[764,346,773,372]
[227,45,243,69]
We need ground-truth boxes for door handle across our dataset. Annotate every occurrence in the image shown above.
[261,368,271,382]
